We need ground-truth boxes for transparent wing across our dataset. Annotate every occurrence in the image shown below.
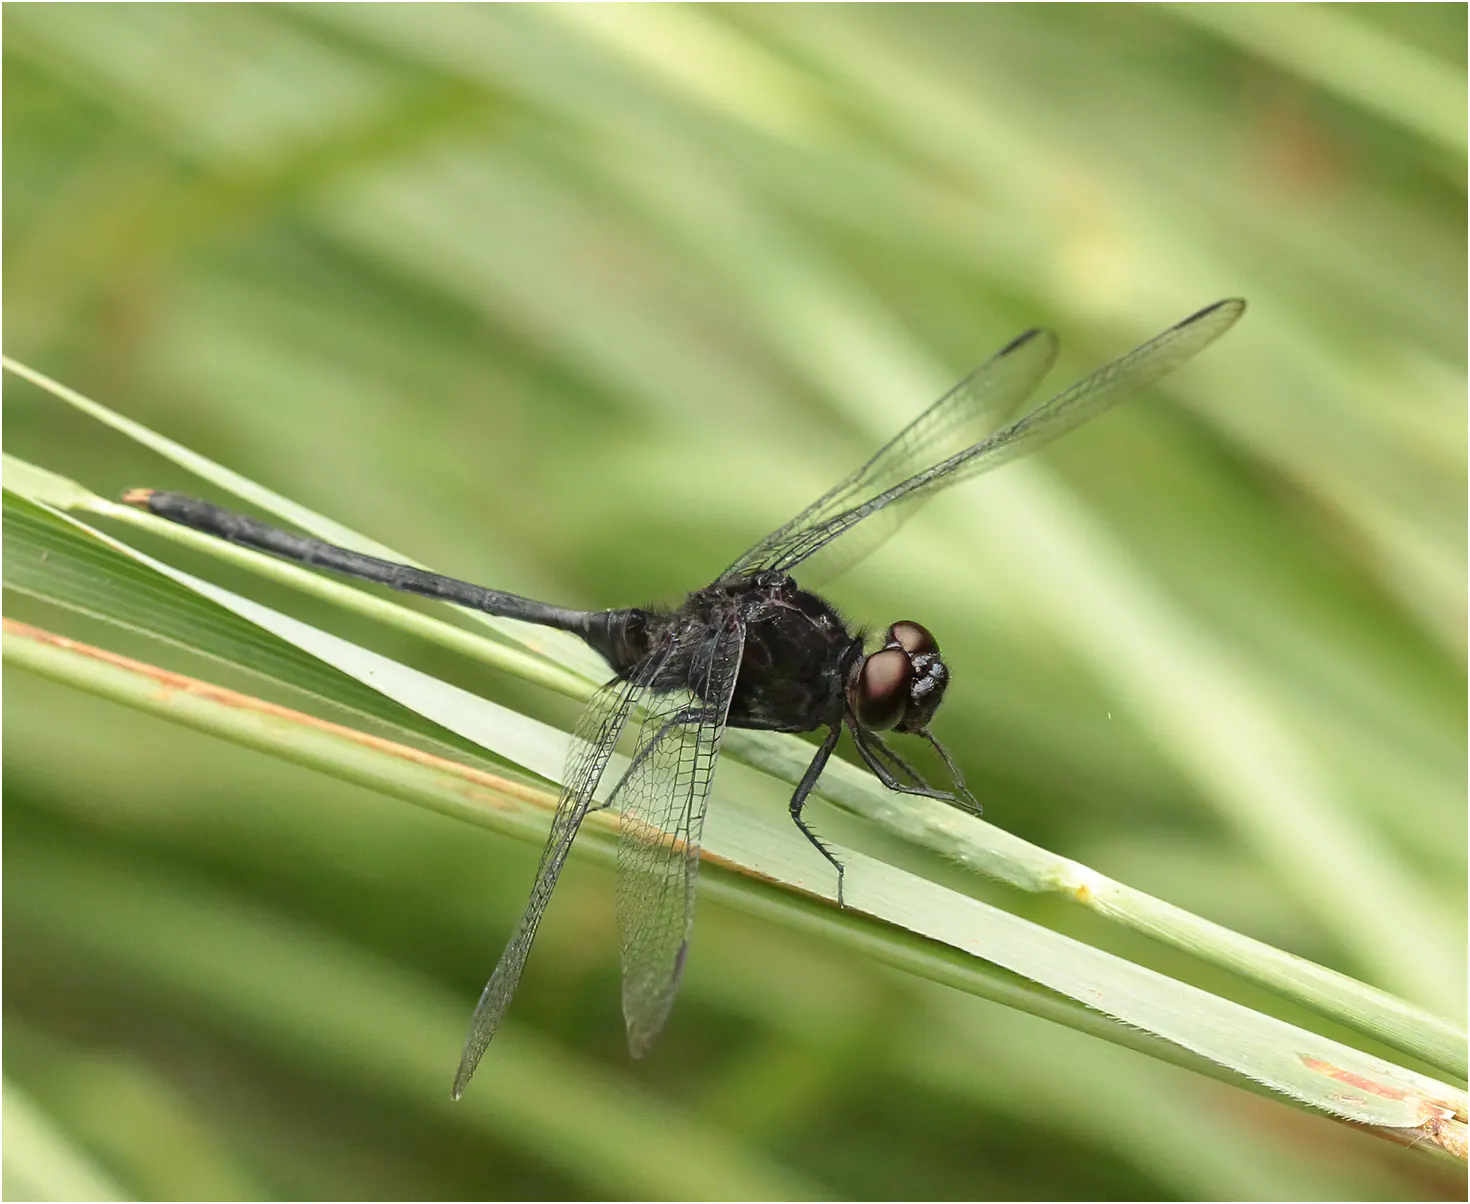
[723,325,1059,585]
[733,299,1246,581]
[451,664,655,1098]
[615,612,745,1056]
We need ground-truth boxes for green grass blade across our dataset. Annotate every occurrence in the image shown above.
[2,1081,130,1203]
[7,608,1464,1145]
[1169,3,1467,156]
[4,3,1462,1194]
[6,847,823,1201]
[1,356,610,685]
[5,450,593,703]
[7,363,1461,1080]
[4,487,497,763]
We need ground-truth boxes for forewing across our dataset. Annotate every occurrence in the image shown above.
[748,299,1245,579]
[615,612,745,1056]
[451,669,648,1098]
[722,325,1058,583]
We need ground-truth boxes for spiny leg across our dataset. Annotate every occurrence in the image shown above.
[787,724,847,906]
[916,727,982,816]
[849,722,954,801]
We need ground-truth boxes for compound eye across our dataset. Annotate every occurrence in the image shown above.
[888,621,937,657]
[852,648,912,730]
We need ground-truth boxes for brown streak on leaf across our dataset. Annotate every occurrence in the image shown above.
[1300,1053,1467,1149]
[1299,1054,1409,1101]
[5,617,551,807]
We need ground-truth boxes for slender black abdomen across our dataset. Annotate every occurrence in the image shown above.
[128,489,602,635]
[129,491,861,737]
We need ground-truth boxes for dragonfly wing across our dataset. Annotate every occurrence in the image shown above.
[615,611,746,1056]
[722,325,1059,583]
[451,663,656,1098]
[734,300,1245,581]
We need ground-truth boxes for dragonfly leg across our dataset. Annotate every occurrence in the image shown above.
[787,724,847,907]
[915,728,982,816]
[849,723,954,801]
[590,706,716,814]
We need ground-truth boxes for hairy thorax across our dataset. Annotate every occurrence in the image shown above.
[601,572,862,734]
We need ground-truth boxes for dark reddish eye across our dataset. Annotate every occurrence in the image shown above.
[888,621,937,656]
[852,648,911,730]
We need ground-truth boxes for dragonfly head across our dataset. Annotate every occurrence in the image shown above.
[847,621,949,733]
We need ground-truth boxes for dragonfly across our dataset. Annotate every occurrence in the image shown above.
[124,297,1245,1097]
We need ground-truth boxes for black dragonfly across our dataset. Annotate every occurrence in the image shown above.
[125,298,1245,1097]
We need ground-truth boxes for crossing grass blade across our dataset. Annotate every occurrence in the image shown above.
[3,392,1463,1150]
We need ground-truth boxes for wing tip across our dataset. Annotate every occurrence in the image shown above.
[625,1014,667,1060]
[998,326,1053,358]
[622,938,690,1058]
[1181,297,1248,329]
[450,1050,479,1101]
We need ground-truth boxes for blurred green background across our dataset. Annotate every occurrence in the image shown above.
[4,4,1465,1200]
